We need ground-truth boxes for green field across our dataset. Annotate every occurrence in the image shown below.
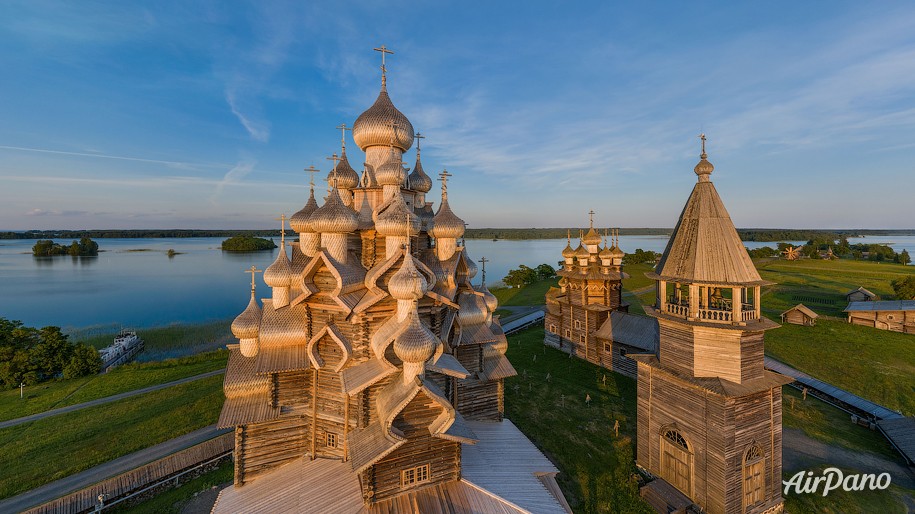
[110,460,233,514]
[0,350,227,422]
[491,277,557,307]
[757,258,915,318]
[0,375,224,499]
[505,326,652,514]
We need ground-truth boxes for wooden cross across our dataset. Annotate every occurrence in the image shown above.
[479,257,489,286]
[304,165,319,190]
[326,154,341,188]
[373,45,394,84]
[438,169,452,198]
[336,123,351,151]
[588,209,595,228]
[275,214,287,246]
[244,265,262,293]
[699,133,707,155]
[415,132,424,155]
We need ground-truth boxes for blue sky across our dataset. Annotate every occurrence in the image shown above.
[2,1,914,230]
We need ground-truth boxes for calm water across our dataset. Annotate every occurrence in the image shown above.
[0,235,911,331]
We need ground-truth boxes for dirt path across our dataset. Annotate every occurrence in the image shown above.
[783,427,915,490]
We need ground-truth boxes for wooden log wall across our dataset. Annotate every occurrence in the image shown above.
[27,433,233,514]
[456,379,501,421]
[657,319,695,377]
[238,416,309,484]
[370,394,461,503]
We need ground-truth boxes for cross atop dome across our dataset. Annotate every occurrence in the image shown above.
[244,265,262,293]
[374,44,394,87]
[337,123,351,151]
[439,169,452,199]
[694,133,714,180]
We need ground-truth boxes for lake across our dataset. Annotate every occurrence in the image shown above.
[0,235,911,332]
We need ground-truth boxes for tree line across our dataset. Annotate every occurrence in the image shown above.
[0,318,102,388]
[221,236,277,252]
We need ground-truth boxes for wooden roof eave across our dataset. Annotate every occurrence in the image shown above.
[644,271,774,287]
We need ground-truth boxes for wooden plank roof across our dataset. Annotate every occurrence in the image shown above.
[219,348,278,428]
[631,354,794,396]
[212,419,570,513]
[846,286,877,298]
[876,417,915,465]
[781,304,819,318]
[593,311,659,353]
[845,300,915,312]
[651,181,767,286]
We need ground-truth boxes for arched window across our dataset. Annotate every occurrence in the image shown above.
[743,445,764,510]
[660,429,691,497]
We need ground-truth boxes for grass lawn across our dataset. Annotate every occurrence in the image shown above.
[0,374,225,499]
[505,326,653,514]
[491,277,557,307]
[110,460,233,514]
[756,258,915,318]
[766,319,915,416]
[621,263,656,293]
[0,350,227,422]
[783,466,914,514]
[781,386,899,461]
[76,319,233,362]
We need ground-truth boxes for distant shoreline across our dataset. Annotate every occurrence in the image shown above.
[3,228,915,242]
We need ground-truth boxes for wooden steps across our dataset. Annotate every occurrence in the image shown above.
[639,478,693,514]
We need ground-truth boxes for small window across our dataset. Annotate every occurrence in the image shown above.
[604,343,612,353]
[402,464,430,486]
[579,334,585,343]
[325,432,337,448]
[574,320,582,329]
[887,314,896,321]
[550,324,557,333]
[565,329,571,338]
[619,348,626,357]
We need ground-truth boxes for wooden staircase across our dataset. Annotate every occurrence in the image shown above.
[639,478,694,514]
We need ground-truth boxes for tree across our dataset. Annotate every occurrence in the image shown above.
[503,265,538,288]
[891,276,915,300]
[535,263,556,279]
[899,249,911,266]
[221,236,278,251]
[63,345,101,379]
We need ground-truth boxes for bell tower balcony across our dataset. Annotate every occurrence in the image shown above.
[656,280,761,326]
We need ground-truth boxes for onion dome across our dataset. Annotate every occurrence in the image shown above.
[694,134,714,180]
[376,151,407,186]
[231,294,261,340]
[408,154,432,193]
[458,291,488,325]
[353,85,414,151]
[388,253,428,301]
[309,188,359,234]
[263,248,292,287]
[562,242,576,259]
[599,244,614,260]
[290,188,319,233]
[393,310,437,366]
[491,337,508,355]
[430,198,465,239]
[479,285,498,313]
[582,227,602,246]
[329,150,360,190]
[574,243,589,259]
[375,194,421,237]
[610,244,625,259]
[464,254,478,279]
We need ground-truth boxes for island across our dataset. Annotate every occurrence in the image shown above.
[32,237,99,257]
[221,235,277,252]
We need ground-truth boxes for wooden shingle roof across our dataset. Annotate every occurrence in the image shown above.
[781,304,818,318]
[845,300,915,312]
[650,180,766,286]
[593,311,659,353]
[846,286,877,299]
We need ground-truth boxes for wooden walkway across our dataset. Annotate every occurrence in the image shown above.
[877,417,915,466]
[763,356,902,420]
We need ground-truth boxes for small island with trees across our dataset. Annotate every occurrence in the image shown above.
[221,235,277,252]
[31,237,99,257]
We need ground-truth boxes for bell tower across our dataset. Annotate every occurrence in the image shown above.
[633,136,790,514]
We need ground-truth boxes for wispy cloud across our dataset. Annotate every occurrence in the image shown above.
[0,145,232,170]
[210,159,257,204]
[25,208,102,217]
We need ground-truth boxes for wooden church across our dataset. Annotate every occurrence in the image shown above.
[632,137,791,514]
[212,48,571,513]
[544,220,659,378]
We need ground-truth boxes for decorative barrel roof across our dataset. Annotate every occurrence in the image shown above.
[479,285,498,313]
[599,244,613,259]
[353,86,414,151]
[458,291,488,326]
[650,152,765,286]
[290,188,319,233]
[329,150,360,190]
[264,249,292,287]
[408,154,432,193]
[393,310,437,364]
[562,242,575,259]
[375,194,421,237]
[574,243,589,259]
[309,188,359,234]
[231,294,261,339]
[430,198,465,239]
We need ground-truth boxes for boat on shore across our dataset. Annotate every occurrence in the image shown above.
[99,330,144,371]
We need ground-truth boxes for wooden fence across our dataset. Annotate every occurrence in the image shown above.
[26,433,234,514]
